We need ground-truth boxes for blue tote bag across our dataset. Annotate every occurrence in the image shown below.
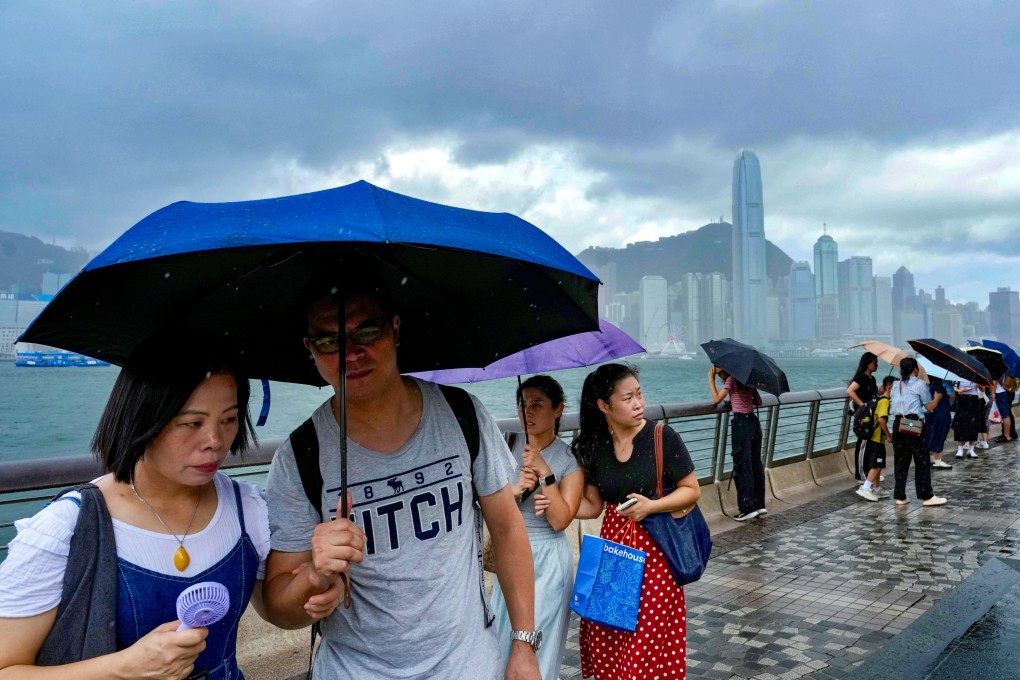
[639,423,712,586]
[570,524,646,632]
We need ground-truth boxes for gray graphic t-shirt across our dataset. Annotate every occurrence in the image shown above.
[508,435,581,535]
[268,379,514,679]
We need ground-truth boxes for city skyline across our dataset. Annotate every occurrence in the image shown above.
[1,4,1018,309]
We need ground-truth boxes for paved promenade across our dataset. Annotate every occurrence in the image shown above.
[559,438,1020,679]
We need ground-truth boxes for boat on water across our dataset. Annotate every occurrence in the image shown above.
[16,352,110,367]
[641,335,698,361]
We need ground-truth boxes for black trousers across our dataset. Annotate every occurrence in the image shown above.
[892,417,933,501]
[731,413,765,514]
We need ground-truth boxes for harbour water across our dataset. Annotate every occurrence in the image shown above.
[0,356,861,464]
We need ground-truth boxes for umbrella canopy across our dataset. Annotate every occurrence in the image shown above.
[907,338,992,388]
[962,346,1008,381]
[20,180,600,535]
[981,339,1020,378]
[20,180,600,384]
[407,319,644,385]
[849,340,928,382]
[916,356,966,384]
[700,338,790,396]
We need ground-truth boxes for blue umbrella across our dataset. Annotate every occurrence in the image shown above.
[407,319,643,385]
[20,180,600,525]
[981,339,1020,378]
[21,180,599,383]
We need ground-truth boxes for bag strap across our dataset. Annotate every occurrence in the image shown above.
[289,417,323,522]
[654,422,665,499]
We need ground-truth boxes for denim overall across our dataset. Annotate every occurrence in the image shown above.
[116,480,258,680]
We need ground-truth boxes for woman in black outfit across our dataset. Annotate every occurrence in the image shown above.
[847,352,879,481]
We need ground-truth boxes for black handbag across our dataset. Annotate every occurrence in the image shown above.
[639,424,712,586]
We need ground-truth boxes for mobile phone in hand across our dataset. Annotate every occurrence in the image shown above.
[617,497,638,511]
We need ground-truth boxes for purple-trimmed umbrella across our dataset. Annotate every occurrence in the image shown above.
[407,319,643,385]
[409,319,642,503]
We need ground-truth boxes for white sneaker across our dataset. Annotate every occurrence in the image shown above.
[976,440,990,449]
[968,448,979,459]
[856,487,880,502]
[931,459,953,469]
[922,495,948,507]
[875,488,891,499]
[734,510,760,521]
[956,448,965,459]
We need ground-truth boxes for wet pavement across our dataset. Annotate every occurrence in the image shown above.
[558,437,1020,679]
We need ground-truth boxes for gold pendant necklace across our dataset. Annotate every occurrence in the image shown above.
[131,481,204,572]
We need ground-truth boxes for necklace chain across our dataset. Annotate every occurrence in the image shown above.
[130,481,204,548]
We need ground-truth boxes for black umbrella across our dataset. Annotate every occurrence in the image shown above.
[907,338,993,388]
[962,346,1008,381]
[700,338,790,396]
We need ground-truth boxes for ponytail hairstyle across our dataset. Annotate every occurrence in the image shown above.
[516,374,566,435]
[571,363,638,472]
[899,357,918,381]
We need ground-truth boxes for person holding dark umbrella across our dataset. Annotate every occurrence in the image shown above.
[889,358,947,507]
[702,339,787,521]
[708,366,766,520]
[263,271,541,680]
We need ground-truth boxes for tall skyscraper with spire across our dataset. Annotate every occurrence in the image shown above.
[731,149,767,345]
[813,231,839,339]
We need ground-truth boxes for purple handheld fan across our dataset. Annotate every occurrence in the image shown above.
[176,581,230,631]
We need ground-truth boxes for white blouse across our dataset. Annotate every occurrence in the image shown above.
[0,473,270,618]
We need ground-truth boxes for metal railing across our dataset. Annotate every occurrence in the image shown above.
[0,388,853,556]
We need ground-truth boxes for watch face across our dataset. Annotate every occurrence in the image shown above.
[535,629,543,650]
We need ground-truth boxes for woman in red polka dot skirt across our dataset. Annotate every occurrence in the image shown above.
[573,364,701,680]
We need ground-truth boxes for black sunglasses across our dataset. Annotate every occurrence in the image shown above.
[307,319,390,354]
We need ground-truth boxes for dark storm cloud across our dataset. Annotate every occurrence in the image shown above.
[1,0,1019,249]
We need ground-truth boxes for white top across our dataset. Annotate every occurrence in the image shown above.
[0,473,269,618]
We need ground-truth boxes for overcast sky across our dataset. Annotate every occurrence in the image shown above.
[2,1,1018,305]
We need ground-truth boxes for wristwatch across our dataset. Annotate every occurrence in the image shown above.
[511,629,543,651]
[538,473,556,487]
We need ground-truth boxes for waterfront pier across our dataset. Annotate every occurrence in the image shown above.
[3,392,1018,679]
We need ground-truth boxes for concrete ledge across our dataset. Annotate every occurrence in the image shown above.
[812,447,858,489]
[766,461,831,506]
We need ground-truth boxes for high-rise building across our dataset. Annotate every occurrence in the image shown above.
[933,308,964,348]
[639,276,670,351]
[989,287,1020,346]
[873,276,894,342]
[892,266,917,346]
[837,256,875,337]
[935,285,947,310]
[788,262,816,342]
[813,234,838,298]
[731,150,768,346]
[813,233,839,339]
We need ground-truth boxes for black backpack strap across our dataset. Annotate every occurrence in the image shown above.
[436,383,494,628]
[287,416,324,679]
[288,417,324,523]
[438,383,480,467]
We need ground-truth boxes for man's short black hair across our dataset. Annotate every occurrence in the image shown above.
[91,330,256,483]
[299,266,396,331]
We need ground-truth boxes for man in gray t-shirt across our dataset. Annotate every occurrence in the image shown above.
[263,276,542,680]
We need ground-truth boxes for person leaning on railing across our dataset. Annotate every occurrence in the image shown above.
[889,357,947,507]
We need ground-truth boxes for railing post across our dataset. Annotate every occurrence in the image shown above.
[838,397,852,450]
[804,400,820,460]
[714,411,729,481]
[763,404,779,468]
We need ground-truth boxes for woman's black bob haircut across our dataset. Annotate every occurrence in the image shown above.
[91,331,257,483]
